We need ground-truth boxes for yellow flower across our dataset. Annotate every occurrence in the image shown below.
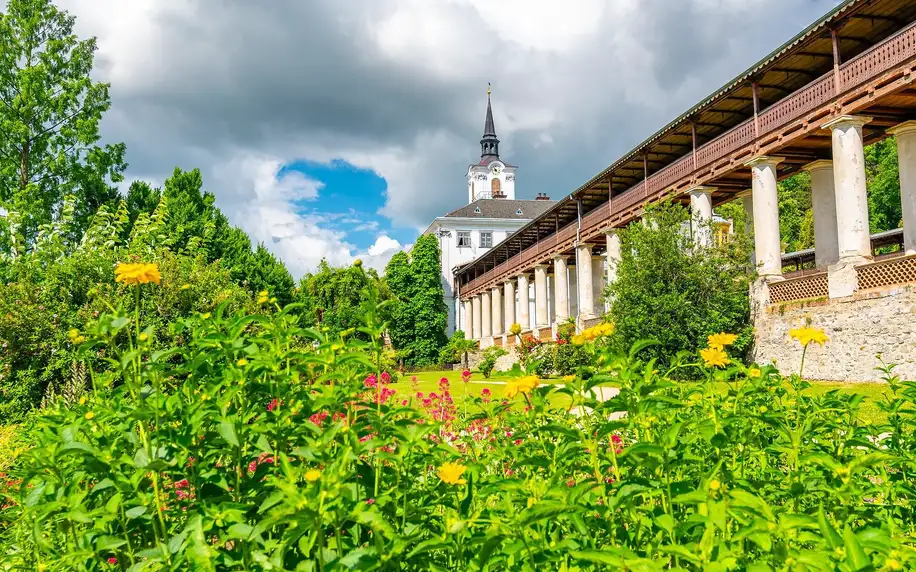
[505,375,539,398]
[575,322,615,344]
[269,297,277,304]
[257,296,268,304]
[700,346,730,368]
[115,262,161,285]
[237,358,249,367]
[748,366,762,378]
[790,327,829,347]
[709,479,721,491]
[707,332,738,350]
[67,328,80,340]
[84,412,95,420]
[79,396,87,405]
[305,469,321,483]
[139,332,149,342]
[509,323,522,336]
[562,375,575,382]
[438,462,467,485]
[201,312,211,319]
[353,259,363,268]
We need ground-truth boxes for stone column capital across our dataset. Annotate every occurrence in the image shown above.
[887,120,916,138]
[822,115,872,131]
[736,188,753,199]
[803,159,833,173]
[551,254,568,263]
[744,156,785,169]
[602,227,620,236]
[534,263,549,270]
[688,185,716,197]
[575,242,593,253]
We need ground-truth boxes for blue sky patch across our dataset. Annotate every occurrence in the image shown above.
[280,159,414,250]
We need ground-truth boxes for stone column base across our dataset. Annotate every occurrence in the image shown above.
[828,256,868,299]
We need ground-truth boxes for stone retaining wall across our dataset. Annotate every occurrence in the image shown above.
[467,346,520,372]
[753,284,916,381]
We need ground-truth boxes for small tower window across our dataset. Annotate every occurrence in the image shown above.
[491,177,501,197]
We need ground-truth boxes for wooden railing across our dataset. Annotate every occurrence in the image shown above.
[462,20,916,298]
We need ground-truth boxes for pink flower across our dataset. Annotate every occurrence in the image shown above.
[267,398,279,412]
[309,411,329,427]
[107,557,118,565]
[380,372,391,384]
[174,479,189,490]
[364,374,378,388]
[461,370,472,383]
[566,479,576,488]
[366,498,375,505]
[401,399,408,406]
[416,392,424,399]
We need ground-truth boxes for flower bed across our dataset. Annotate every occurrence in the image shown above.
[1,263,915,569]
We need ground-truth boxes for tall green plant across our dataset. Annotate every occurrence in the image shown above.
[607,201,753,369]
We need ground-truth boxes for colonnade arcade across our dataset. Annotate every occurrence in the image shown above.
[462,114,916,347]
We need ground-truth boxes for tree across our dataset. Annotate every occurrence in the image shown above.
[866,137,903,233]
[0,0,125,243]
[439,330,478,369]
[607,201,753,370]
[777,171,813,253]
[385,236,448,366]
[297,259,387,336]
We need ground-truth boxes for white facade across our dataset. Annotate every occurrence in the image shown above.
[467,160,517,202]
[426,216,536,335]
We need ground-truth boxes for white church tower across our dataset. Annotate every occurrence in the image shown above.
[466,85,517,202]
[423,86,554,336]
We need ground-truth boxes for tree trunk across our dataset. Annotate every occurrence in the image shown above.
[19,140,29,191]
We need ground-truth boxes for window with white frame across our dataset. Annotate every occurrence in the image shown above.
[457,231,472,247]
[480,231,493,248]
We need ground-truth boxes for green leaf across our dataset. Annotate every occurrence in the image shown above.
[125,506,147,519]
[817,506,842,550]
[843,526,870,571]
[219,421,239,447]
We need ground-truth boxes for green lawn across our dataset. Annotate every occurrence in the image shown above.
[394,370,894,424]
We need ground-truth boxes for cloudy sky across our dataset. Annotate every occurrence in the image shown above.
[57,0,837,276]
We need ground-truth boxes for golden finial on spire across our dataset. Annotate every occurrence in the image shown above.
[487,82,491,97]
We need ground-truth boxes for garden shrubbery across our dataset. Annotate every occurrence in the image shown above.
[2,265,916,570]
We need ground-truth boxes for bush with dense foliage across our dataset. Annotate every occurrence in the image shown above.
[607,201,753,369]
[552,320,589,376]
[477,345,507,379]
[385,235,449,366]
[297,259,391,338]
[5,271,915,570]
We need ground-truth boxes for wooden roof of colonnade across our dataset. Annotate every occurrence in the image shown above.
[456,0,916,298]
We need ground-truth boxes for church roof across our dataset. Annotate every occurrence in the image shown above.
[443,198,555,220]
[471,156,517,168]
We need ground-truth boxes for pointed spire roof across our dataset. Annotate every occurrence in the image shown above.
[480,83,500,161]
[483,83,496,137]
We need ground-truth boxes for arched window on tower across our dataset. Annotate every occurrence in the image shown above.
[491,177,501,198]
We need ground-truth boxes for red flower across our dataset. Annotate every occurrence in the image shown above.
[267,398,279,412]
[107,557,118,565]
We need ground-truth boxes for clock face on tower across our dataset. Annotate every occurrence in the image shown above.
[492,166,500,176]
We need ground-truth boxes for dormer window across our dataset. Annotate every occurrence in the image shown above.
[516,209,523,215]
[474,207,481,214]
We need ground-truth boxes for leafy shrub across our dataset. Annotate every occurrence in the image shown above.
[607,201,754,370]
[4,276,916,570]
[438,330,478,367]
[477,345,507,379]
[552,320,589,376]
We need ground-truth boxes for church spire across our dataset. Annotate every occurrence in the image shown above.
[480,83,500,160]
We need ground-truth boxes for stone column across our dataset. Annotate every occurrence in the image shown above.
[552,255,569,324]
[824,115,873,261]
[480,290,492,339]
[462,299,473,337]
[804,160,840,268]
[606,229,621,285]
[503,280,516,334]
[534,264,549,328]
[888,120,916,255]
[491,286,503,336]
[689,186,715,248]
[591,254,606,314]
[737,189,756,265]
[575,243,595,320]
[517,273,531,331]
[745,156,785,277]
[471,296,482,340]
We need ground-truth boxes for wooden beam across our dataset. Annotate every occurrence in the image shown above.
[770,67,820,79]
[794,51,834,59]
[848,13,905,26]
[756,83,794,95]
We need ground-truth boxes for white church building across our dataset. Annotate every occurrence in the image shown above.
[423,90,555,335]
